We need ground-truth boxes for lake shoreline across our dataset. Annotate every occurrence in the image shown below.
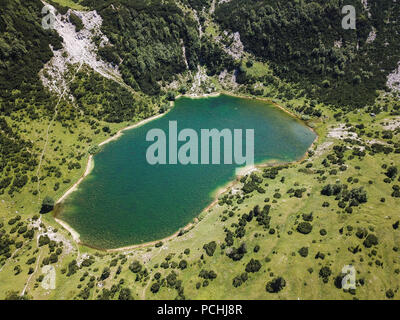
[54,91,318,252]
[55,111,171,205]
[53,112,172,242]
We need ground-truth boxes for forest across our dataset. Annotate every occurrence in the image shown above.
[82,0,234,95]
[81,0,201,95]
[70,69,156,123]
[0,0,63,197]
[0,0,62,115]
[215,0,400,109]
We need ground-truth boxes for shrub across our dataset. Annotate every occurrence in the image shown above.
[319,266,332,283]
[69,12,84,32]
[203,241,217,257]
[199,270,217,280]
[385,166,398,179]
[40,196,54,214]
[166,272,177,287]
[297,222,312,234]
[356,227,368,239]
[129,260,142,273]
[88,145,101,155]
[178,260,187,270]
[245,259,261,273]
[166,91,176,101]
[232,276,242,287]
[155,241,163,248]
[38,235,50,247]
[266,277,286,293]
[100,267,110,281]
[151,282,160,293]
[298,247,309,257]
[302,212,313,222]
[118,288,132,300]
[227,243,247,261]
[386,289,394,299]
[363,234,378,248]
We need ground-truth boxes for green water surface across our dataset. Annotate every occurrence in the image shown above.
[60,95,316,249]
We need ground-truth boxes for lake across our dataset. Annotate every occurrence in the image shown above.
[59,94,316,249]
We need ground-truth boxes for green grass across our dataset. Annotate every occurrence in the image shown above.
[242,60,273,79]
[49,0,86,10]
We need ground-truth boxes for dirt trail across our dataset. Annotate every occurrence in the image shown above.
[20,216,43,296]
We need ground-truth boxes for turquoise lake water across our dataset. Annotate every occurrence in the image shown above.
[60,95,316,249]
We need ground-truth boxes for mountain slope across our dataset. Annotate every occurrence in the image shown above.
[215,0,400,108]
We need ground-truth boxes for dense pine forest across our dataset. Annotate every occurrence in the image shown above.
[0,0,62,115]
[215,0,400,108]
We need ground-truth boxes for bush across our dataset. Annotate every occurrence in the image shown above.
[69,12,84,32]
[386,289,394,299]
[166,91,176,101]
[203,241,217,257]
[155,241,163,248]
[38,235,50,247]
[302,212,313,222]
[40,196,54,214]
[178,260,187,270]
[151,282,160,293]
[297,222,312,234]
[88,145,101,155]
[232,276,242,287]
[298,247,309,257]
[363,234,378,248]
[199,269,217,280]
[319,266,332,283]
[356,228,368,239]
[227,243,247,261]
[266,277,286,293]
[118,288,132,300]
[100,267,110,281]
[166,272,177,287]
[129,260,142,273]
[245,259,261,273]
[385,166,398,179]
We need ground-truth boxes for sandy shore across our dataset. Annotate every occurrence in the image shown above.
[57,155,94,205]
[54,111,171,244]
[54,91,318,252]
[105,220,197,253]
[105,164,261,252]
[184,92,221,99]
[54,217,80,242]
[98,112,168,147]
[57,112,169,206]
